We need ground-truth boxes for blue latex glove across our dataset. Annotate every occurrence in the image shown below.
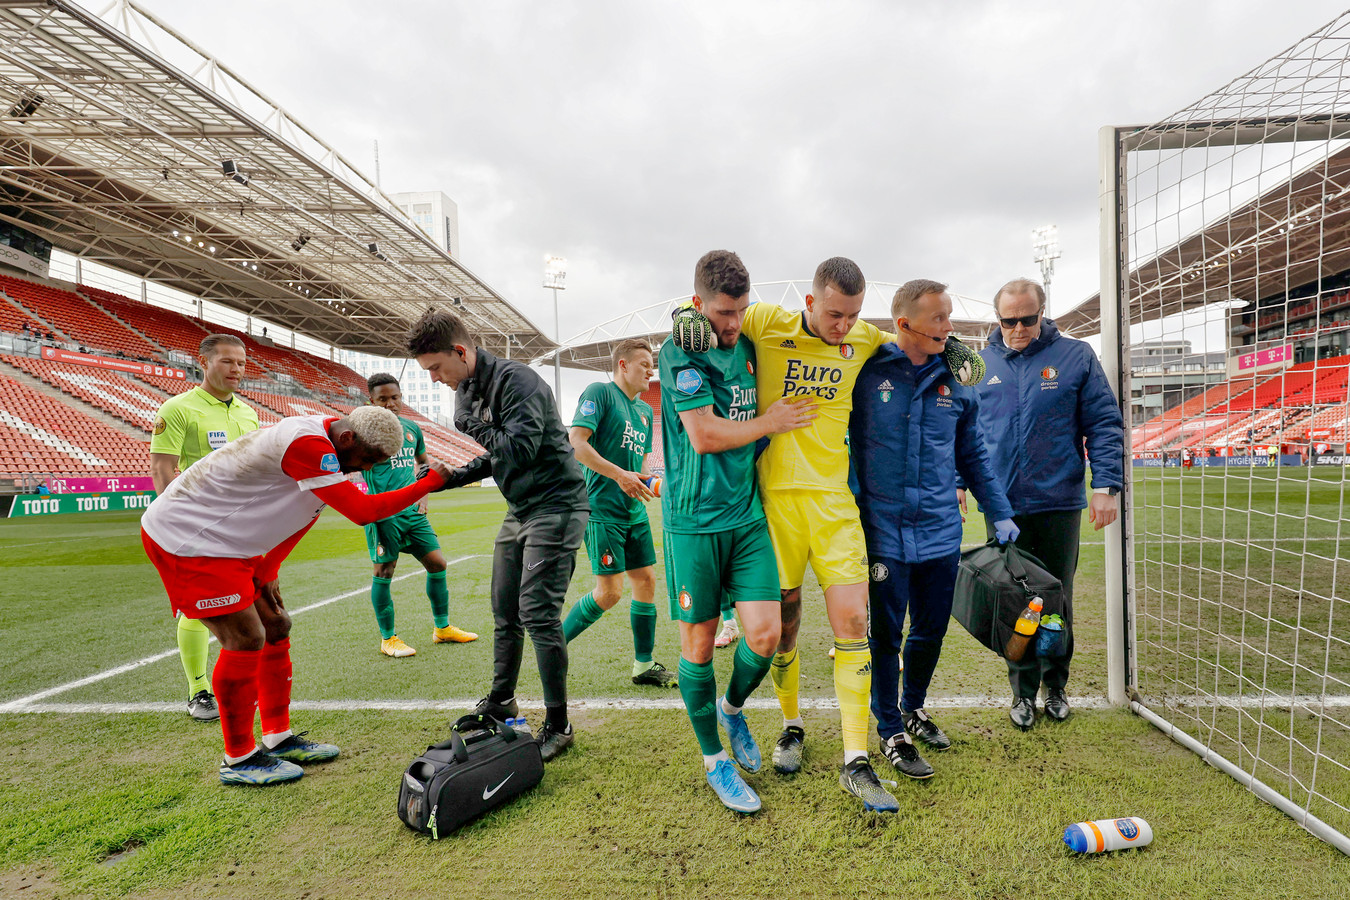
[994,519,1020,545]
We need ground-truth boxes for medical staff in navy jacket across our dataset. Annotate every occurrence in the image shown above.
[961,278,1124,730]
[852,279,1016,780]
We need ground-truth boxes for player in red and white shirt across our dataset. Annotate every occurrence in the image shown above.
[141,407,450,785]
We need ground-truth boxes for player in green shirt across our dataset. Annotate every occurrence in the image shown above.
[149,334,260,722]
[660,250,816,813]
[363,373,478,657]
[562,338,676,688]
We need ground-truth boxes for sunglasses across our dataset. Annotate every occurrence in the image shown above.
[998,313,1041,328]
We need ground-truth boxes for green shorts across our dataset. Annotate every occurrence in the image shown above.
[663,521,780,624]
[365,511,440,564]
[585,518,656,575]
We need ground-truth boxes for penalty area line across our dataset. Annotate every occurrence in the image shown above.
[0,554,484,713]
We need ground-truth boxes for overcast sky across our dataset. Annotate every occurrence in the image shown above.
[132,0,1350,350]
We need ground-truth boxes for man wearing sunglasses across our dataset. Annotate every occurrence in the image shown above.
[959,278,1124,730]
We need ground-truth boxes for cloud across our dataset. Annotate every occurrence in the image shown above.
[135,0,1350,335]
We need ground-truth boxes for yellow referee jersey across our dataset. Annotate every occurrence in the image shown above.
[742,302,893,493]
[150,385,260,470]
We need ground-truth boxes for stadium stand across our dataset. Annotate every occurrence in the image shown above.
[1,355,168,431]
[1133,354,1350,451]
[640,382,664,472]
[0,274,159,359]
[239,390,345,419]
[0,371,148,476]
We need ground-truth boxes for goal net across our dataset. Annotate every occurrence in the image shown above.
[1103,13,1350,854]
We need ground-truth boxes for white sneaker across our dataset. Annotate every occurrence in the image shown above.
[714,617,740,649]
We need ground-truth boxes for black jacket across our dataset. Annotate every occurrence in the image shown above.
[455,348,588,521]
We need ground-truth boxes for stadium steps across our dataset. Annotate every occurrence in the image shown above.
[0,357,151,441]
[0,292,67,342]
[78,290,168,356]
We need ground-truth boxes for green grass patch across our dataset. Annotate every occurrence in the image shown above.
[2,480,1348,896]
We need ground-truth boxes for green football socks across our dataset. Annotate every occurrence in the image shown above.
[630,600,657,664]
[370,576,395,640]
[177,615,210,695]
[426,571,449,629]
[678,657,722,757]
[725,640,773,710]
[562,591,604,643]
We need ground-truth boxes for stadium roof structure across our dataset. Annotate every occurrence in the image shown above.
[1059,129,1350,337]
[550,280,998,372]
[0,0,553,358]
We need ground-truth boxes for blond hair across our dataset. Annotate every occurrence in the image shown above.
[346,405,403,458]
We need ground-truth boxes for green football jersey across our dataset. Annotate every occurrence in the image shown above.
[572,380,653,524]
[658,335,764,534]
[362,416,424,518]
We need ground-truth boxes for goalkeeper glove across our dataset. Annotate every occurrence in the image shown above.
[993,518,1020,545]
[670,305,714,354]
[942,335,986,386]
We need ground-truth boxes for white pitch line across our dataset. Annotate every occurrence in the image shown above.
[0,554,484,714]
[8,694,1348,716]
[2,696,1115,714]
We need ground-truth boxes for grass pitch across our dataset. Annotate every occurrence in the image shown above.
[2,480,1348,898]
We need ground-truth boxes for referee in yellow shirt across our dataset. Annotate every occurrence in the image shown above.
[149,334,260,721]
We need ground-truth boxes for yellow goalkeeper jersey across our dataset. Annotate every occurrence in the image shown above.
[742,302,894,494]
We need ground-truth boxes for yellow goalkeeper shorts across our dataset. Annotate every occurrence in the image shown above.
[762,489,868,591]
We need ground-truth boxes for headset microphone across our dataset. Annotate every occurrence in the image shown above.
[902,322,947,344]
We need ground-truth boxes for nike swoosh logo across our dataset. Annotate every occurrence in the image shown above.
[526,560,545,571]
[482,773,514,800]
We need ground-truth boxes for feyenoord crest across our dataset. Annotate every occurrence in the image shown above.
[602,551,615,568]
[406,431,414,443]
[746,360,754,375]
[1041,366,1058,381]
[377,544,385,557]
[937,384,952,397]
[870,562,889,582]
[839,343,855,359]
[678,589,692,610]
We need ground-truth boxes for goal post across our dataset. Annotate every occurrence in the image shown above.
[1101,15,1350,856]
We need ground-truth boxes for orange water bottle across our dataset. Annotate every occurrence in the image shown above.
[642,475,661,498]
[1004,597,1043,662]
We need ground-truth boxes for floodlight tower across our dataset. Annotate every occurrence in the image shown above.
[1031,225,1061,304]
[544,255,567,400]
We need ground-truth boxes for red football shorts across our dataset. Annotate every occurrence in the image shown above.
[141,529,260,619]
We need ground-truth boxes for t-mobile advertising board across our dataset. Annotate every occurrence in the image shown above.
[45,476,154,493]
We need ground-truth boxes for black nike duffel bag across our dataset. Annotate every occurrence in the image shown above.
[952,540,1068,660]
[398,713,544,838]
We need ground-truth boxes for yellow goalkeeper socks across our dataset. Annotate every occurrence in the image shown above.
[833,639,871,763]
[771,647,800,723]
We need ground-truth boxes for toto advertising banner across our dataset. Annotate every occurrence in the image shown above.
[7,490,155,517]
[45,476,154,494]
[40,345,187,379]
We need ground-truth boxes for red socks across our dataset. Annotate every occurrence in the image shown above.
[257,638,293,738]
[212,648,260,759]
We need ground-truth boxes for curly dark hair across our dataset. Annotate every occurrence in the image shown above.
[694,250,750,301]
[406,307,474,356]
[367,372,399,394]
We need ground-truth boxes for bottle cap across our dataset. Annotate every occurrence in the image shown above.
[1063,824,1089,853]
[1030,597,1043,612]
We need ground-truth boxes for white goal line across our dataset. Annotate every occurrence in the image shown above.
[3,696,1117,715]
